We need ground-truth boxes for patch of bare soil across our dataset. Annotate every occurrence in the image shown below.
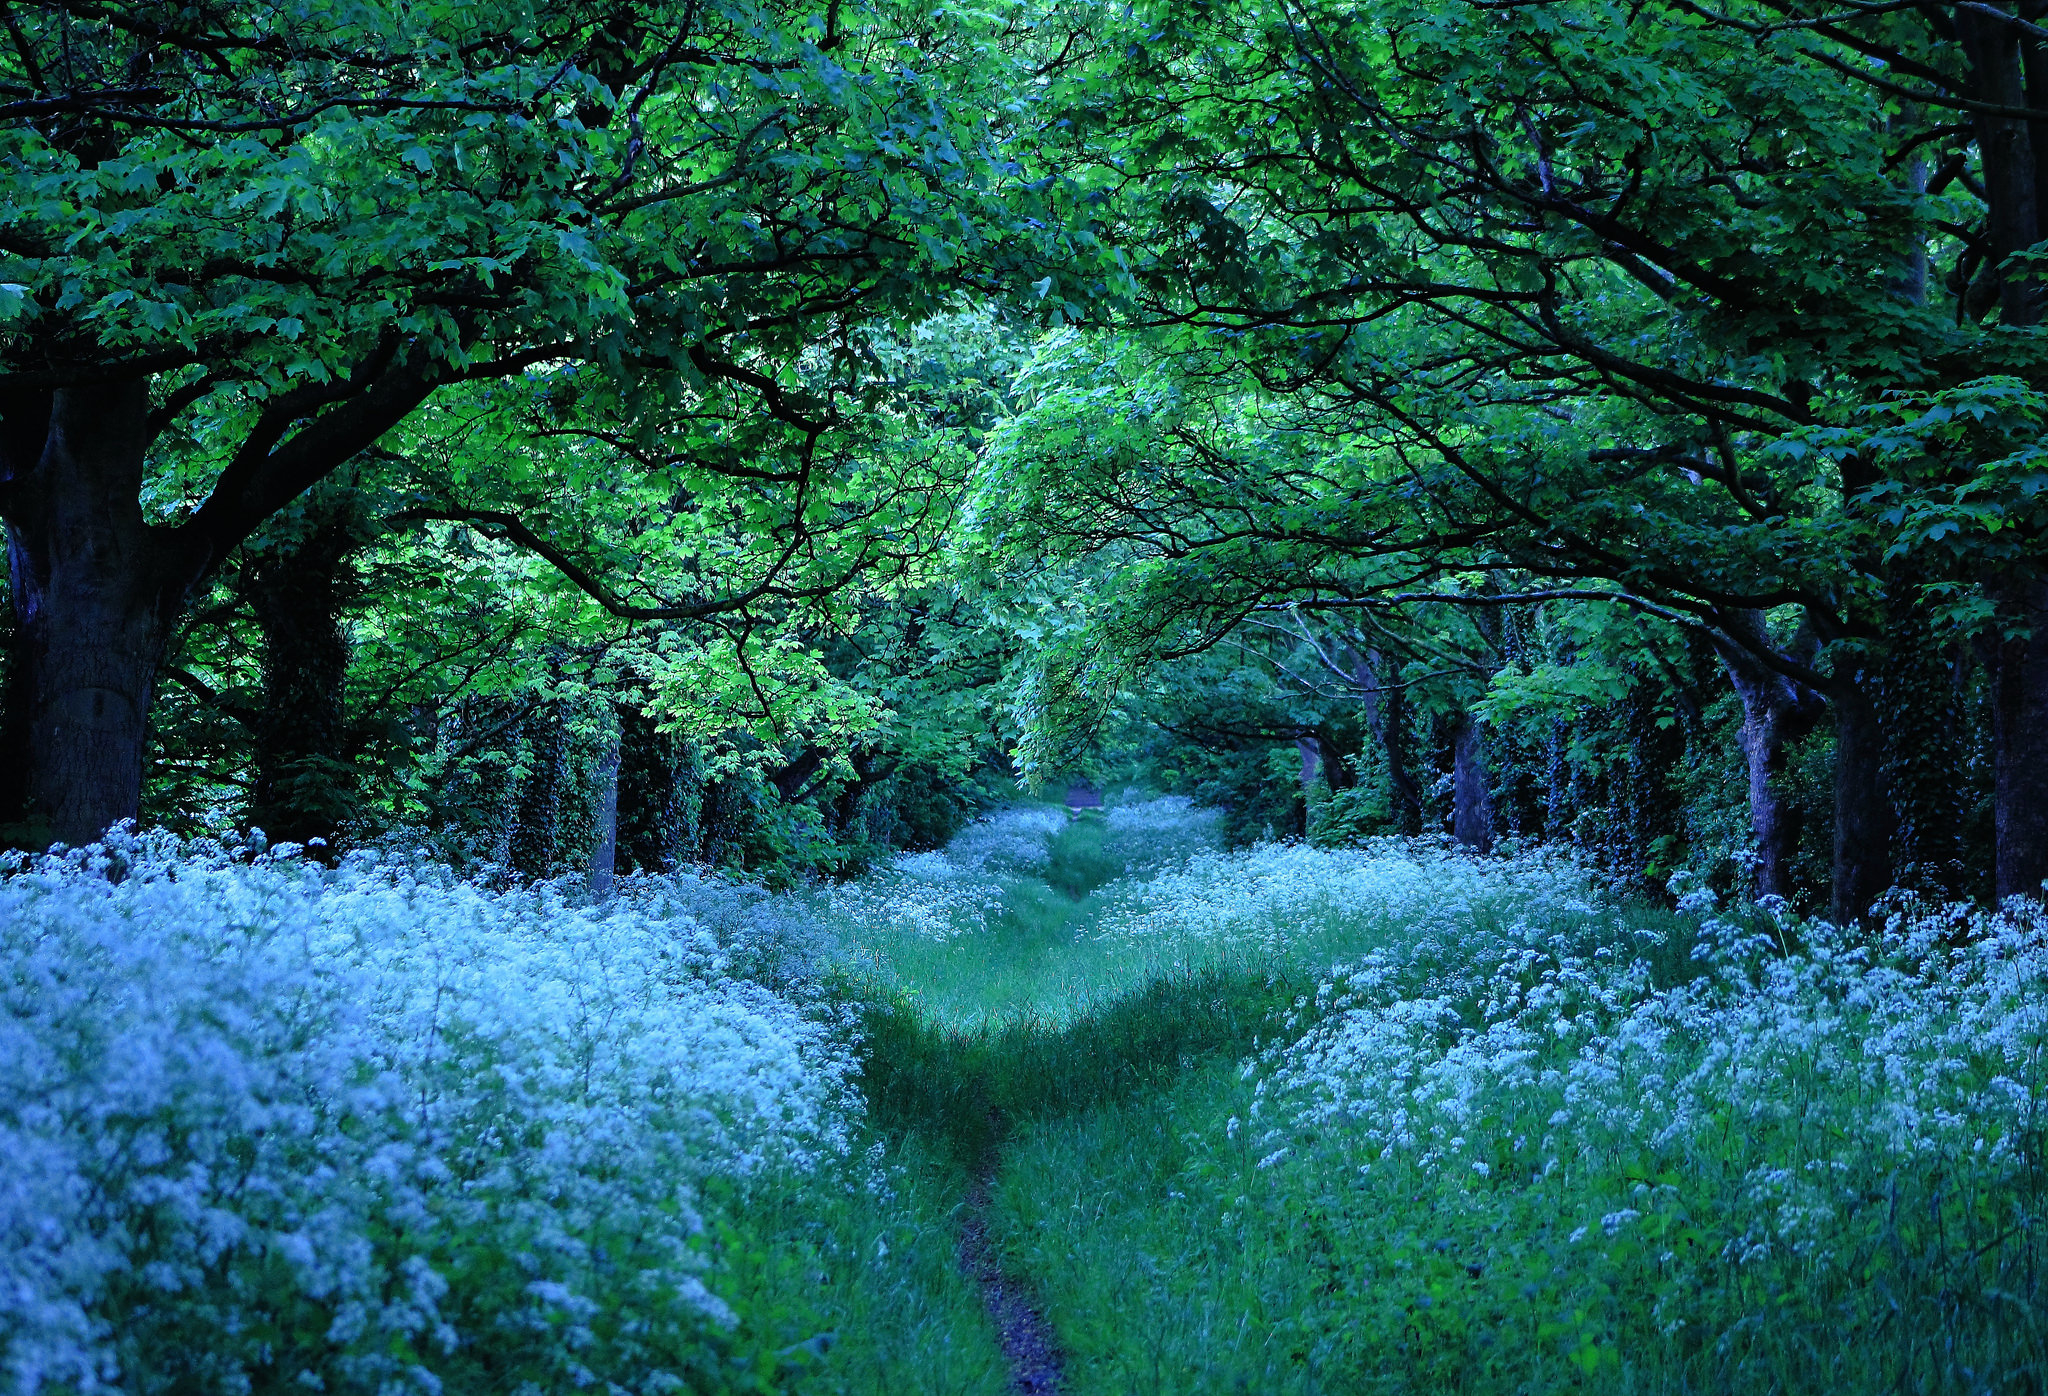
[958,1178,1065,1394]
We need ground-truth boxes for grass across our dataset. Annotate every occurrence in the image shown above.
[701,1138,1011,1395]
[1038,812,1130,901]
[753,810,2048,1383]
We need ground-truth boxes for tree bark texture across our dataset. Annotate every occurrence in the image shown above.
[1451,715,1493,853]
[1991,575,2048,900]
[1957,6,2046,326]
[2,383,179,846]
[245,495,365,852]
[1295,735,1324,794]
[1954,11,2048,900]
[1717,642,1823,904]
[1831,685,1898,924]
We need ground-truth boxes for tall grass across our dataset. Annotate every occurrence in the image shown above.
[830,801,2047,1393]
[946,840,2048,1395]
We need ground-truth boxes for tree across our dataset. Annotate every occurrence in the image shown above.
[1010,0,2048,914]
[0,0,1090,845]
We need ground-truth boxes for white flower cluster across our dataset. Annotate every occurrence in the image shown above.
[939,806,1069,874]
[1,830,856,1395]
[821,861,1012,943]
[1257,863,2047,1264]
[1100,794,1222,873]
[1099,837,1590,955]
[820,807,1074,943]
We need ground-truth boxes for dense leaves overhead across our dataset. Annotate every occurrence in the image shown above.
[3,0,2048,912]
[0,0,1096,553]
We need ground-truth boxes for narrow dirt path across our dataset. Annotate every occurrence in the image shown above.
[958,1175,1065,1394]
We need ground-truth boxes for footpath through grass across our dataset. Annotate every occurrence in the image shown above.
[822,800,2048,1395]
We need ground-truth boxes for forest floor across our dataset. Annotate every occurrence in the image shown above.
[730,801,2048,1395]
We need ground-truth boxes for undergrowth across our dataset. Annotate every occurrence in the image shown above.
[10,798,2043,1393]
[838,800,2048,1394]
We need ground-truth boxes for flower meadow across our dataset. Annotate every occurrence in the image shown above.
[0,829,876,1396]
[986,829,2048,1392]
[1094,836,1593,959]
[9,805,2047,1394]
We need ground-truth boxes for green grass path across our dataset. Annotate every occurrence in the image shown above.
[744,811,2048,1395]
[843,812,1316,1394]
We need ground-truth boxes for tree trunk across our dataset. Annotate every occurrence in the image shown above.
[1831,684,1897,924]
[1357,649,1422,834]
[245,496,363,852]
[2,382,178,847]
[1991,575,2048,901]
[1958,6,2046,325]
[1712,609,1826,900]
[587,727,621,898]
[1295,735,1324,793]
[1450,714,1493,853]
[1714,619,1823,903]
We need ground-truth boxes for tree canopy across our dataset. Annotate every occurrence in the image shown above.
[4,0,2047,918]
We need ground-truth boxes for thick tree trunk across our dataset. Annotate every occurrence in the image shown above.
[245,499,363,852]
[1357,649,1422,834]
[3,383,178,846]
[1831,685,1897,924]
[1959,7,2046,324]
[1450,715,1493,853]
[1991,575,2048,901]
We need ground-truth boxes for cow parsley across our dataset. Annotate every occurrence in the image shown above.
[0,829,856,1394]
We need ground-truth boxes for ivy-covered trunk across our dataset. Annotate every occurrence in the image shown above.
[245,494,366,851]
[1,383,180,846]
[1450,714,1492,853]
[1357,649,1421,834]
[1879,585,1966,896]
[1991,575,2048,901]
[509,701,569,879]
[1831,684,1897,925]
[617,705,691,872]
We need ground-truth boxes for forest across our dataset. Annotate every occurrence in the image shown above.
[2,0,2046,1390]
